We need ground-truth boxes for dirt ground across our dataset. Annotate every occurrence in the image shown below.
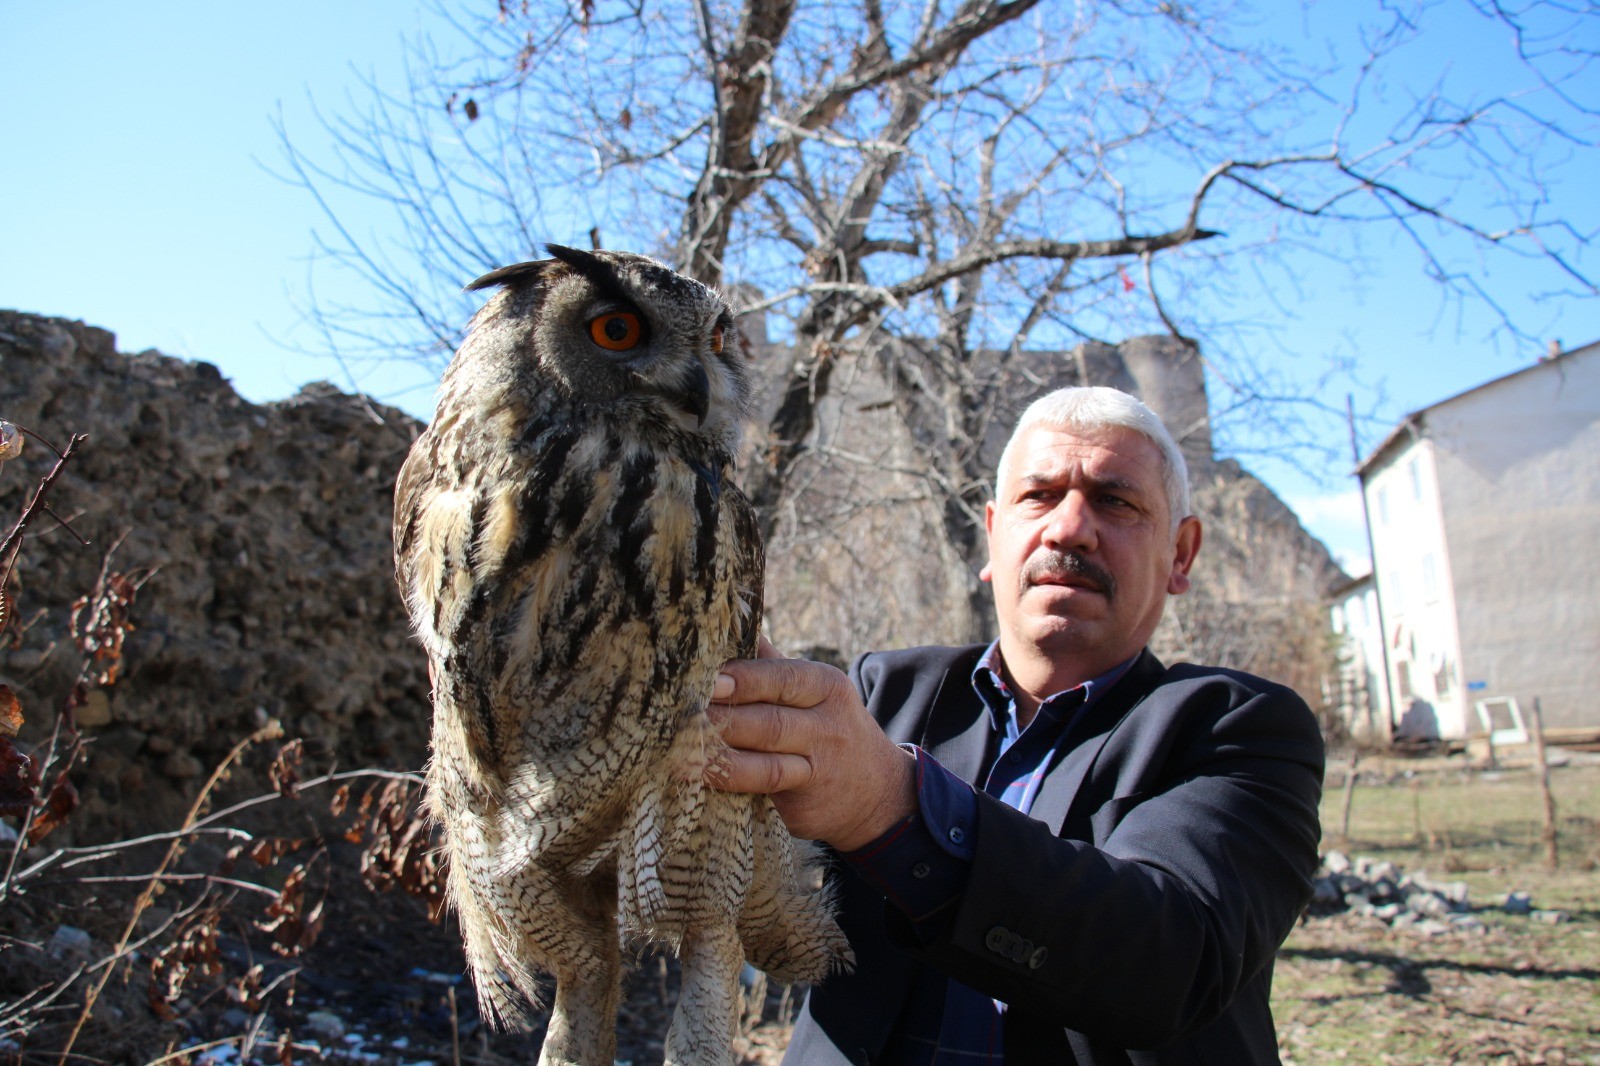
[4,751,1597,1066]
[1272,748,1600,1065]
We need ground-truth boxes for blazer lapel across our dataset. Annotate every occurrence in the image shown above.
[915,647,990,786]
[1028,650,1165,835]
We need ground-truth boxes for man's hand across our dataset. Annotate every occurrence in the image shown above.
[707,642,916,852]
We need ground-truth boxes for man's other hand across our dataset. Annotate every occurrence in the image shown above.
[708,640,915,852]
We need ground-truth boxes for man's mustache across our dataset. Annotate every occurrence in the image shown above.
[1021,551,1116,601]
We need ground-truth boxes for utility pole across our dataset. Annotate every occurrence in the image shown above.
[1348,394,1397,740]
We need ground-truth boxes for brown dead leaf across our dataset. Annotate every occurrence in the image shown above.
[0,737,30,819]
[0,684,21,738]
[0,421,23,463]
[268,739,303,797]
[257,864,326,956]
[26,777,80,844]
[150,905,226,1009]
[70,569,143,686]
[356,779,447,920]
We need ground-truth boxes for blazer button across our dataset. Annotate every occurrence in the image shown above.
[948,826,965,845]
[1028,946,1048,970]
[911,862,931,879]
[985,926,1012,954]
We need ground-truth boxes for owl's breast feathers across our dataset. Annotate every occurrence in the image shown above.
[397,404,762,832]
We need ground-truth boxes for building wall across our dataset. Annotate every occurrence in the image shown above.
[1428,350,1600,731]
[1364,439,1470,737]
[1328,581,1390,739]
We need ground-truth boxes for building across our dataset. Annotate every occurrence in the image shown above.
[1334,340,1600,740]
[1326,572,1388,740]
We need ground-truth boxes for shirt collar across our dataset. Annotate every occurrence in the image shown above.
[970,640,1139,733]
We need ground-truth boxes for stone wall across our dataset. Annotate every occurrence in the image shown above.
[0,311,431,840]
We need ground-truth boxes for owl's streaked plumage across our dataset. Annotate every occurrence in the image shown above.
[393,245,849,1066]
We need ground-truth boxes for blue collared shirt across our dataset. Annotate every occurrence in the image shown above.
[841,645,1137,1064]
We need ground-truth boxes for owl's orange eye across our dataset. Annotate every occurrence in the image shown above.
[711,327,725,355]
[589,312,643,352]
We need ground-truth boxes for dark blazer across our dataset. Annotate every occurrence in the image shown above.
[784,644,1325,1066]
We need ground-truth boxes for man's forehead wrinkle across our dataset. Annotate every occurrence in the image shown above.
[1016,467,1139,493]
[1013,444,1155,493]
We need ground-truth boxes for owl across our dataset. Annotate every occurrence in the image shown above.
[393,245,850,1066]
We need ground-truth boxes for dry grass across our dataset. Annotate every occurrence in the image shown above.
[1275,751,1600,1065]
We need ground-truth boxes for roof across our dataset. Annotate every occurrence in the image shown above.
[1326,569,1374,601]
[1354,338,1600,478]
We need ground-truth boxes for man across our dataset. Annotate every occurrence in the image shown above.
[710,386,1325,1064]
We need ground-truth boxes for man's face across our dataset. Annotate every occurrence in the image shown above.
[982,423,1202,684]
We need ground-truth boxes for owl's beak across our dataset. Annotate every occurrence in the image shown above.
[678,362,711,427]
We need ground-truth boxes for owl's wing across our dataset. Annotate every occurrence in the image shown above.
[724,478,765,659]
[392,429,436,600]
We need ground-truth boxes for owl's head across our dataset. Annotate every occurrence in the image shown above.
[458,245,752,454]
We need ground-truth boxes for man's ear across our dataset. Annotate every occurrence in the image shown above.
[979,500,996,583]
[1167,515,1203,596]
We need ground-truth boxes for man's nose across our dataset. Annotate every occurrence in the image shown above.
[1041,491,1097,552]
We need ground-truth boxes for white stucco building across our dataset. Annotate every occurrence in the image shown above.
[1337,341,1600,741]
[1326,572,1389,740]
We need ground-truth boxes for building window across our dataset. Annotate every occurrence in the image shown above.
[1395,660,1413,701]
[1408,456,1423,501]
[1387,571,1403,614]
[1376,486,1389,525]
[1422,553,1438,602]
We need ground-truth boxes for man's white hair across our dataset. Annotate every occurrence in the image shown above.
[996,386,1193,530]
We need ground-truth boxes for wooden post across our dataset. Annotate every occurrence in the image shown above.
[1339,750,1360,842]
[1528,697,1559,869]
[1411,777,1424,849]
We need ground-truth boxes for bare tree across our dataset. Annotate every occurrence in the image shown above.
[280,0,1597,637]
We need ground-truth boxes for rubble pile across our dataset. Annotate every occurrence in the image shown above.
[1309,851,1569,935]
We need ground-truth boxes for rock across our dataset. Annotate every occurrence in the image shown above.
[1405,891,1451,920]
[160,752,205,780]
[1322,850,1351,875]
[48,924,92,961]
[304,1010,345,1041]
[1503,891,1534,915]
[77,688,112,728]
[219,1008,252,1032]
[1531,909,1568,924]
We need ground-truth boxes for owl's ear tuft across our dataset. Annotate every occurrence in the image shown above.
[465,260,556,293]
[544,244,631,302]
[545,244,603,271]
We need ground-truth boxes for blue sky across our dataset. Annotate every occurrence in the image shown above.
[3,2,1596,570]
